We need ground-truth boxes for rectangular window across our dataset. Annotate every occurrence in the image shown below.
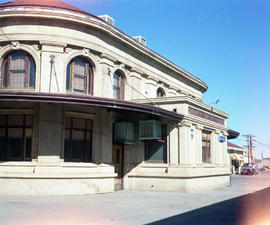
[202,130,211,163]
[144,125,167,163]
[64,117,93,163]
[0,115,33,161]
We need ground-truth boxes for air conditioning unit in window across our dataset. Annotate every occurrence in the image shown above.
[114,122,135,144]
[98,15,114,26]
[132,36,147,46]
[139,120,162,140]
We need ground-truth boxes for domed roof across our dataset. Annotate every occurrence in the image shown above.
[0,0,94,17]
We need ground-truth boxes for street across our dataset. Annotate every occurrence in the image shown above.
[1,170,270,225]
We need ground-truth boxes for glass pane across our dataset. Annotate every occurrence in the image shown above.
[64,129,70,161]
[10,53,25,70]
[10,71,25,89]
[73,75,85,92]
[25,116,33,127]
[29,56,36,88]
[7,128,23,160]
[113,74,119,87]
[86,120,92,130]
[85,132,92,162]
[25,136,32,159]
[0,116,6,126]
[66,62,71,91]
[73,118,85,129]
[145,142,165,161]
[113,87,119,99]
[65,117,71,129]
[74,60,85,76]
[71,130,84,161]
[0,128,6,159]
[8,115,23,126]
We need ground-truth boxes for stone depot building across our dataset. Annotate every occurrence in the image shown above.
[0,0,238,195]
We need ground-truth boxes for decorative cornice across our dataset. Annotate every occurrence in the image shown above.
[100,53,116,62]
[130,67,143,75]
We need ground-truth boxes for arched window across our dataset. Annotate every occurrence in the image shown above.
[0,51,36,89]
[157,87,165,97]
[66,57,93,94]
[113,70,125,100]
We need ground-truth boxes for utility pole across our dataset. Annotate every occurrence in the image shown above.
[243,135,255,163]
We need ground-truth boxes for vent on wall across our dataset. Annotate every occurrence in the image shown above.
[98,15,114,26]
[132,36,147,46]
[139,120,162,140]
[114,122,135,144]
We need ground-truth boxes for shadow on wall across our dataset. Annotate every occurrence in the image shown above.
[146,187,270,225]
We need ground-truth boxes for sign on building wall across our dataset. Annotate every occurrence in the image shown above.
[188,107,225,125]
[190,128,195,140]
[219,136,226,142]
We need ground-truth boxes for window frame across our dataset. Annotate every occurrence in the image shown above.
[113,70,125,100]
[66,57,93,95]
[157,87,166,97]
[202,130,211,163]
[144,125,167,163]
[64,117,93,163]
[0,115,33,162]
[0,51,36,89]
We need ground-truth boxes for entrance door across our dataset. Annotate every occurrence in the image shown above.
[112,145,124,190]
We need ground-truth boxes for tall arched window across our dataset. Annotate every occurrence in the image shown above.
[66,57,93,94]
[113,70,125,100]
[0,51,36,89]
[157,87,165,97]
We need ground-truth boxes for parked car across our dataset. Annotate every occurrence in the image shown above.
[240,163,254,175]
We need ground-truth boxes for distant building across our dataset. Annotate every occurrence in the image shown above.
[261,152,270,168]
[227,142,244,174]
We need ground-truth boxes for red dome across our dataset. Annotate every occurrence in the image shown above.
[0,0,94,17]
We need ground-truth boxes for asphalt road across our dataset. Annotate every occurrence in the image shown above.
[1,170,270,225]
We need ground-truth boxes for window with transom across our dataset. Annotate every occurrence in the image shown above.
[66,57,93,94]
[113,70,125,100]
[202,130,211,163]
[0,115,33,161]
[64,117,93,163]
[0,51,36,89]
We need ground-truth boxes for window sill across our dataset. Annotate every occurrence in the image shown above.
[141,161,168,168]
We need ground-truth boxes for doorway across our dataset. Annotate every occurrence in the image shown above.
[112,144,125,190]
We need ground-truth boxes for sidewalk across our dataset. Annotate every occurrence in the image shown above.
[1,171,270,225]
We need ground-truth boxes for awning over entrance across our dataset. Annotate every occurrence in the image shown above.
[0,91,183,121]
[231,153,243,161]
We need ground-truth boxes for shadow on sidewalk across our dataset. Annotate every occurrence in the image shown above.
[146,187,270,225]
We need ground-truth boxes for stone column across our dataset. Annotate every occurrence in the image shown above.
[222,131,229,165]
[211,129,220,164]
[179,120,192,165]
[129,68,142,99]
[145,77,158,98]
[39,41,66,94]
[169,125,179,165]
[98,110,113,165]
[195,124,203,165]
[99,53,116,99]
[37,103,64,164]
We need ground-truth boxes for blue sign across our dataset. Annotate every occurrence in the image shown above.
[219,136,226,142]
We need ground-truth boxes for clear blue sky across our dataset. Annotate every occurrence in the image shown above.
[2,0,270,157]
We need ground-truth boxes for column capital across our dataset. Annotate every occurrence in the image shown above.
[195,124,204,130]
[179,120,192,128]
